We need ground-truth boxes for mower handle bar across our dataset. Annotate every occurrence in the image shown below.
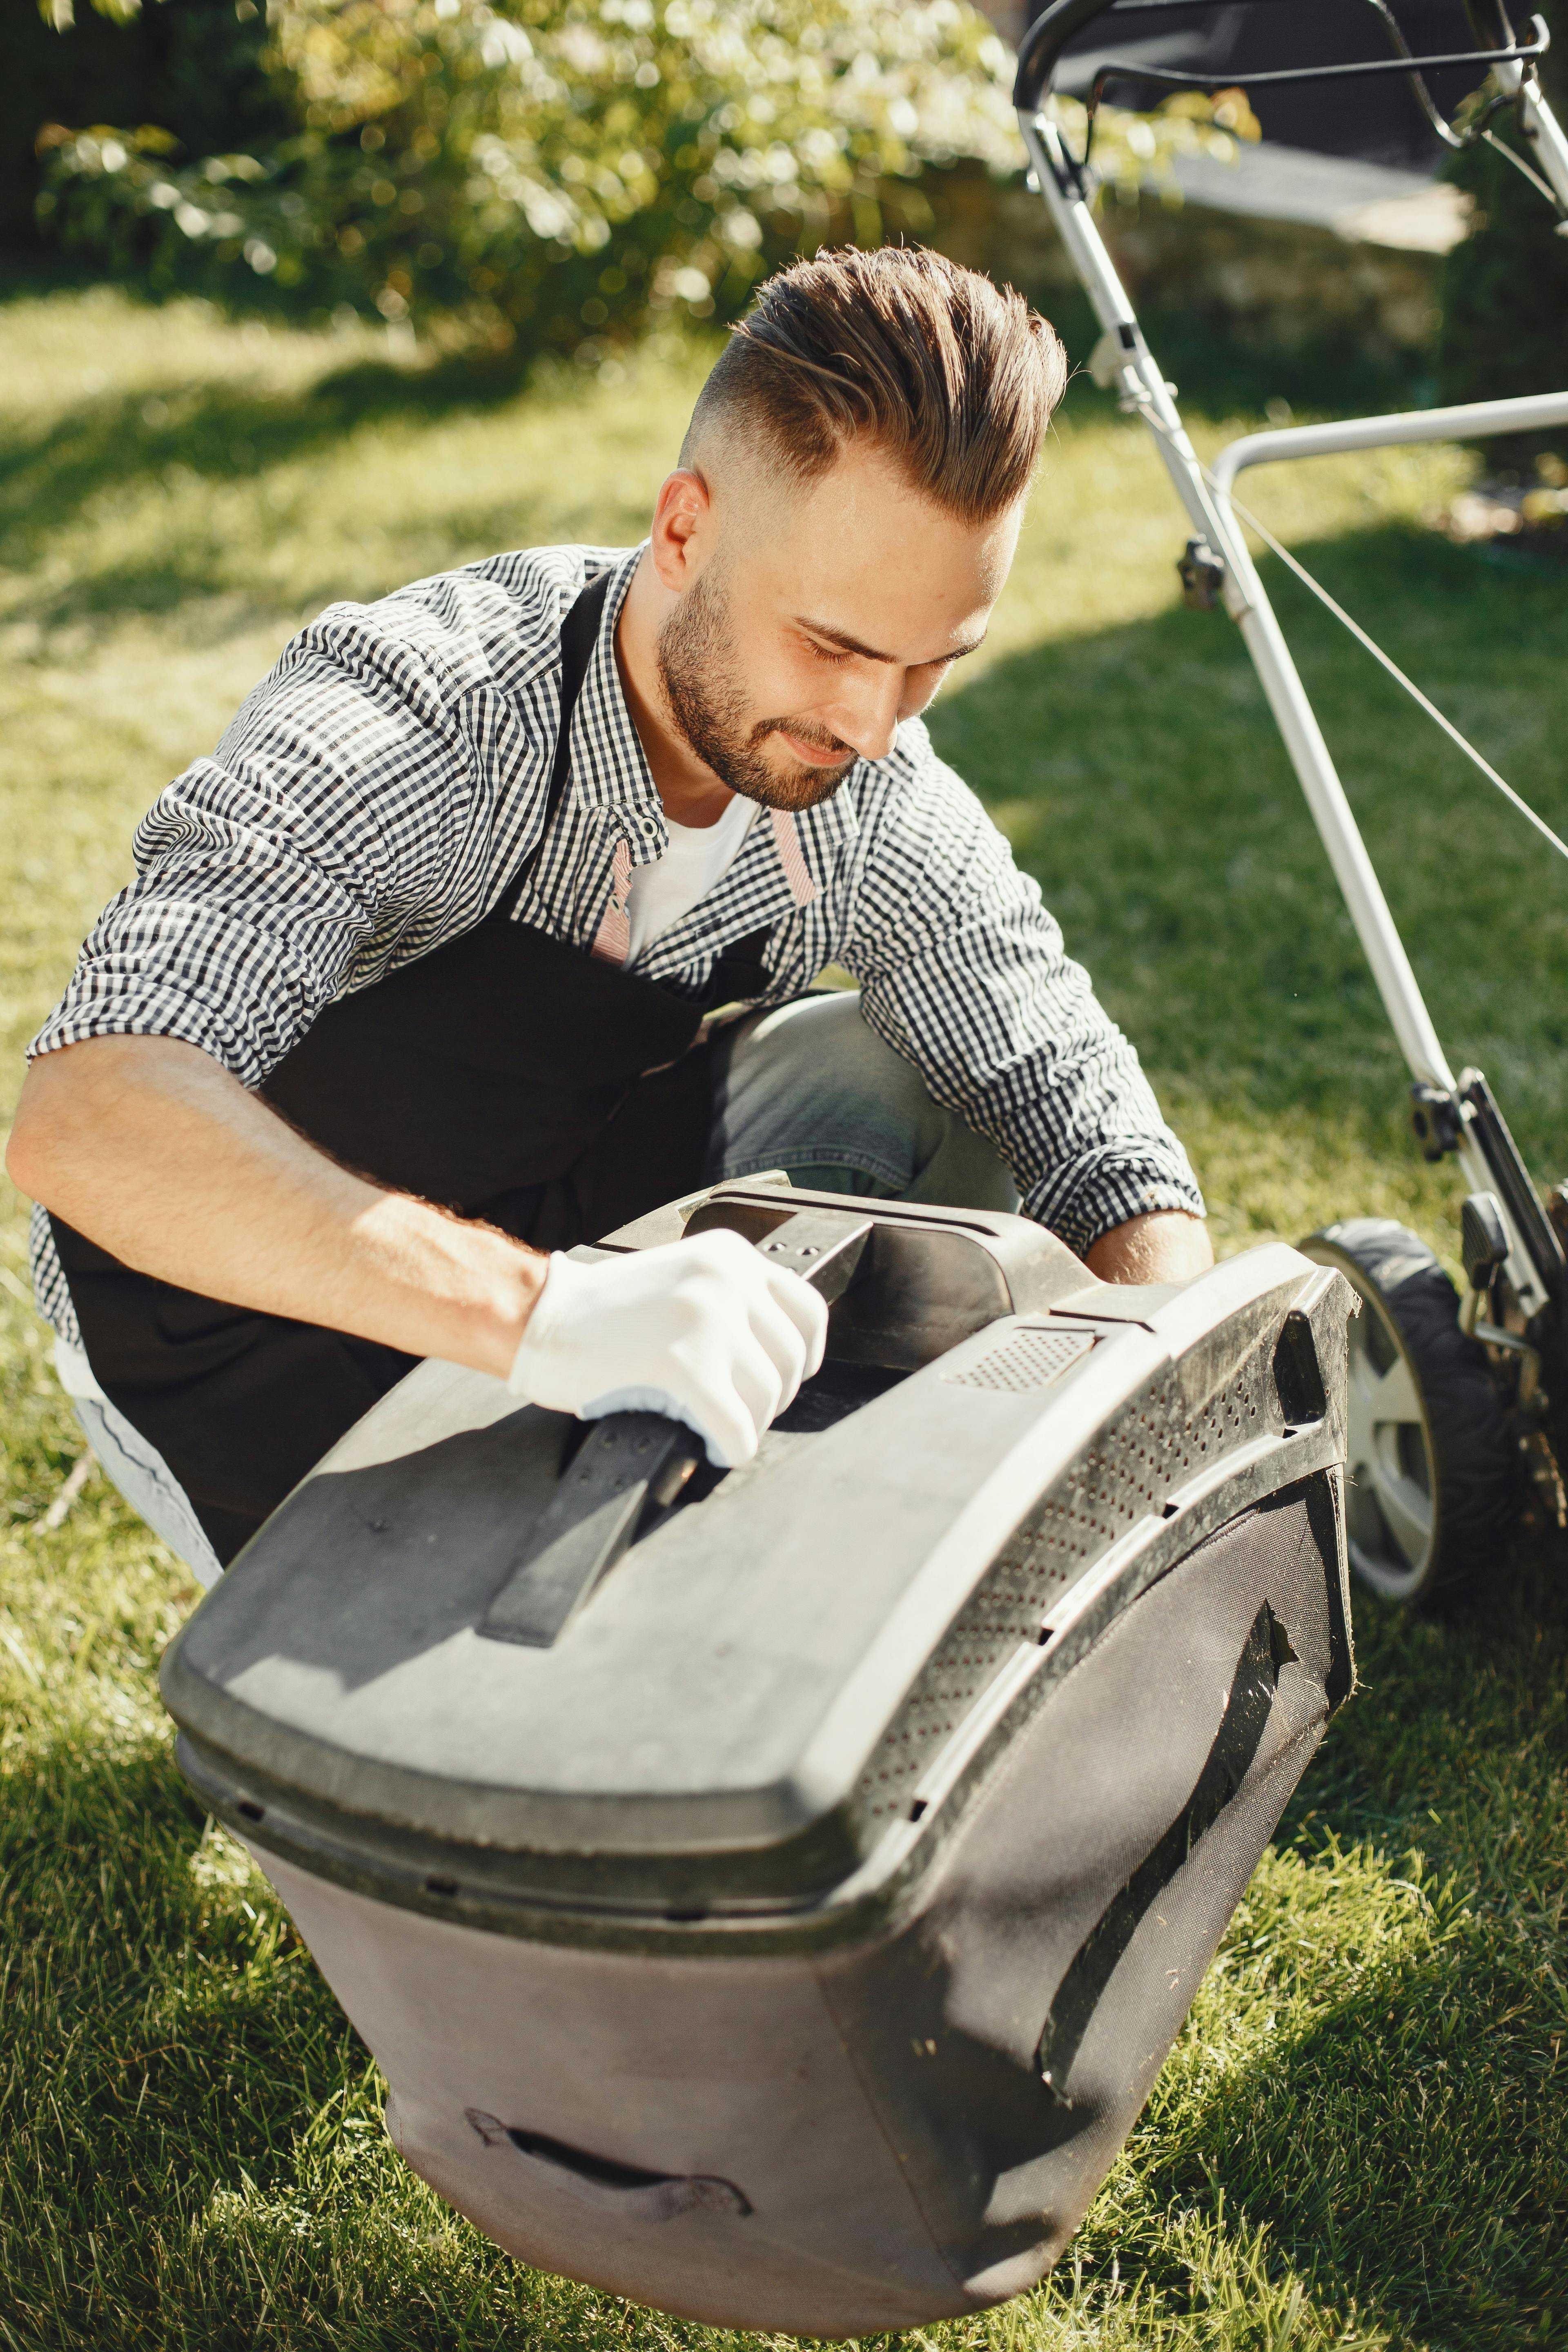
[1013,0,1548,117]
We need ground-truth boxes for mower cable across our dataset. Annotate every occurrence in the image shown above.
[1227,489,1568,867]
[1141,402,1568,868]
[1481,125,1566,211]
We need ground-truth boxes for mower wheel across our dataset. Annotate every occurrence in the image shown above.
[1298,1219,1517,1605]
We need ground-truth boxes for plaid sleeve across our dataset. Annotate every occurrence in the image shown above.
[839,728,1205,1256]
[28,628,472,1088]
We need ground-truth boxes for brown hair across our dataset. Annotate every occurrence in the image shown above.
[688,245,1067,521]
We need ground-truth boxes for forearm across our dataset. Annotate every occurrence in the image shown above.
[7,1036,547,1378]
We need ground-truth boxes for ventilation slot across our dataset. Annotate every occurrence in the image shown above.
[851,1338,1283,1837]
[1273,1310,1327,1428]
[944,1325,1097,1392]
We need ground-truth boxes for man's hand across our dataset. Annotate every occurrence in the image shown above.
[509,1230,828,1467]
[1085,1209,1212,1286]
[6,1036,828,1463]
[6,1034,551,1376]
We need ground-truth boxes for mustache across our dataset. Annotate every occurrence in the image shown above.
[751,716,856,762]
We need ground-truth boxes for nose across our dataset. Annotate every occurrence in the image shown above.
[824,668,905,765]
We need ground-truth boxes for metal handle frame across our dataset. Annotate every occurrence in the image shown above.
[1015,0,1568,210]
[1075,31,1552,125]
[1017,74,1568,1316]
[1015,0,1561,139]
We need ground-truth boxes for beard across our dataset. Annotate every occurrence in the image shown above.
[655,568,858,813]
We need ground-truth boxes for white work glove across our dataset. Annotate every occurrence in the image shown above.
[507,1228,829,1469]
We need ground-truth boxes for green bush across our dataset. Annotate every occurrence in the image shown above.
[1437,0,1568,459]
[37,0,1248,356]
[5,0,283,255]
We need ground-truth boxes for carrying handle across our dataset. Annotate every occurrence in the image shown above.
[1036,1597,1296,2101]
[477,1207,873,1648]
[465,2111,751,2220]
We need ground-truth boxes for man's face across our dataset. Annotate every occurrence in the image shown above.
[654,441,1022,812]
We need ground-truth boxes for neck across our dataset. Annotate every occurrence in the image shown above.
[615,548,737,829]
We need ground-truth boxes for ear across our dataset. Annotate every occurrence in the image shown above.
[649,468,713,592]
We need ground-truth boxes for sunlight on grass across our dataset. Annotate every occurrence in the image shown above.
[3,278,1566,2352]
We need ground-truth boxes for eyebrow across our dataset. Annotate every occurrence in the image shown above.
[794,616,989,666]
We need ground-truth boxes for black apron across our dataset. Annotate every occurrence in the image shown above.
[51,575,773,1564]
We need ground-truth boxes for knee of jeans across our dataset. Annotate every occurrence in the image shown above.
[810,998,940,1127]
[716,991,948,1192]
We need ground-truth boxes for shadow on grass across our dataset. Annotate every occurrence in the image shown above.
[1041,286,1432,428]
[0,1731,697,2346]
[0,259,1431,586]
[15,477,624,634]
[929,517,1568,1154]
[0,1733,374,2331]
[1187,1529,1568,2343]
[1282,1521,1568,1870]
[0,1736,345,2143]
[1142,1932,1564,2349]
[0,343,545,563]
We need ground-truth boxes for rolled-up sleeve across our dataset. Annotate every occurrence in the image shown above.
[841,731,1204,1256]
[29,635,467,1087]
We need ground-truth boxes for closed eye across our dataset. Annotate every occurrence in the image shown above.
[794,621,985,670]
[800,633,858,668]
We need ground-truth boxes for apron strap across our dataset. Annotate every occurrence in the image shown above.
[505,567,615,906]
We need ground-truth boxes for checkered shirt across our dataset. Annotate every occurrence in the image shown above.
[28,542,1203,1345]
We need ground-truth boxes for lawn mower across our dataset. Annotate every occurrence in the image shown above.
[147,12,1568,2325]
[1015,0,1568,1604]
[161,1182,1354,2330]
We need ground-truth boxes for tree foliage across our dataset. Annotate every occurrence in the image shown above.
[38,0,1249,354]
[1437,0,1568,459]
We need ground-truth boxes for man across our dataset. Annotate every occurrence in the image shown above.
[8,245,1209,1587]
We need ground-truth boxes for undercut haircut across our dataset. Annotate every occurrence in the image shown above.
[686,245,1067,523]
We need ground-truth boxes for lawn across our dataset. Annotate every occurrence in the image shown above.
[2,271,1566,2352]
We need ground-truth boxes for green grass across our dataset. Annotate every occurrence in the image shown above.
[2,275,1566,2351]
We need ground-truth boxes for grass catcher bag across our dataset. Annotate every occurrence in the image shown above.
[160,1181,1355,2337]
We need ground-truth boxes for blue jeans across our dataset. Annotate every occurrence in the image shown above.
[65,991,1015,1581]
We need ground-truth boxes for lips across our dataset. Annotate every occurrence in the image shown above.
[776,728,853,769]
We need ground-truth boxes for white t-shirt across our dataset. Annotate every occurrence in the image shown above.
[624,795,758,962]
